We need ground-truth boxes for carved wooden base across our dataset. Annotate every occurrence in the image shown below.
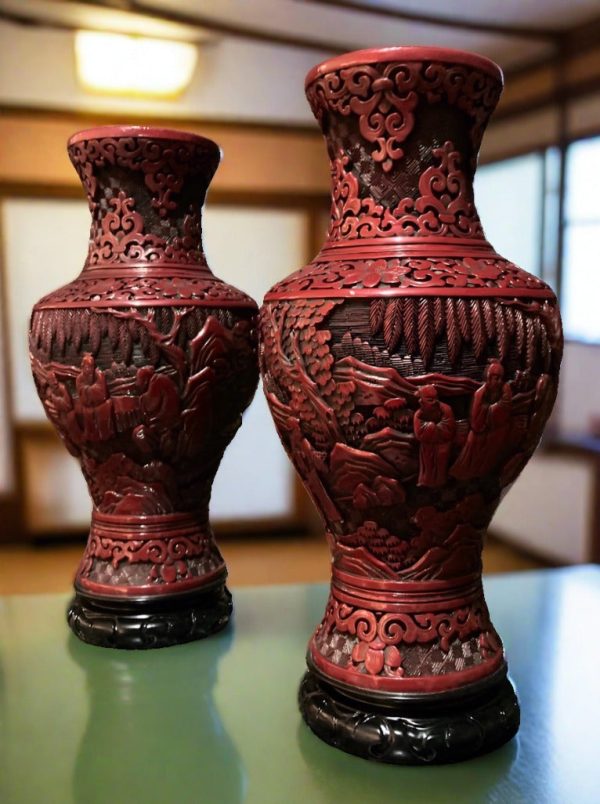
[67,583,232,649]
[299,666,519,764]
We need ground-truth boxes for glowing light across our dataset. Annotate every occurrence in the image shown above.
[75,31,197,98]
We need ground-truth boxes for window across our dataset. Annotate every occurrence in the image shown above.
[562,135,600,343]
[476,136,600,344]
[475,152,545,278]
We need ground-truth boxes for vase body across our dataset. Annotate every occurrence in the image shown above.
[29,126,259,648]
[260,48,562,762]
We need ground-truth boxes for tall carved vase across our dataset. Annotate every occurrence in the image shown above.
[29,126,259,649]
[260,48,562,762]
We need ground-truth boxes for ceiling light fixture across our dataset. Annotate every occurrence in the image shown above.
[74,31,198,99]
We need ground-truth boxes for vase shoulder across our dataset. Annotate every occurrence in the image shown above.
[33,269,259,311]
[35,127,256,312]
[264,251,556,302]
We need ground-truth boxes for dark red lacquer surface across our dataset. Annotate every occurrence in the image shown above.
[30,126,258,607]
[260,49,562,699]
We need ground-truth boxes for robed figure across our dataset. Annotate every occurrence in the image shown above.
[413,385,456,488]
[451,360,512,480]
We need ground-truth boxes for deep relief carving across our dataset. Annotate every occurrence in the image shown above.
[34,271,256,309]
[83,531,215,585]
[31,304,258,590]
[267,256,553,297]
[69,134,220,218]
[86,191,205,267]
[312,587,501,681]
[328,143,483,240]
[76,509,225,588]
[31,126,259,648]
[68,134,220,268]
[259,294,561,682]
[262,47,556,760]
[307,60,501,174]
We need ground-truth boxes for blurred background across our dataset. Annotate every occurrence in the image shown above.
[0,0,598,593]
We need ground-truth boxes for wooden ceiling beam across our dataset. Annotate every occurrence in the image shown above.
[126,0,349,52]
[504,14,600,81]
[3,0,600,90]
[301,0,562,42]
[0,0,352,55]
[563,14,600,54]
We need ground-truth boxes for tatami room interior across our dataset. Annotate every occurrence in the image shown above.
[0,1,599,595]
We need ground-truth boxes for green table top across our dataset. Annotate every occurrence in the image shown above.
[1,566,599,804]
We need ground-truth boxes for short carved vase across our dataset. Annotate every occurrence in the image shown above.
[260,48,562,762]
[29,126,259,649]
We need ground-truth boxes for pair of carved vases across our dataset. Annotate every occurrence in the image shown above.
[30,47,562,764]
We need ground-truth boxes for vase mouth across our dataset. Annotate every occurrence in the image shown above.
[67,125,220,153]
[305,46,503,89]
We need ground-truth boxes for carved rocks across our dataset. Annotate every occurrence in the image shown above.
[260,48,562,762]
[29,126,259,648]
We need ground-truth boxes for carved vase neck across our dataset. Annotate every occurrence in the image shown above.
[68,126,221,271]
[305,48,503,251]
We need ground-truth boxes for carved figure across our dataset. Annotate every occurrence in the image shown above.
[76,355,114,442]
[29,126,259,649]
[44,369,83,452]
[259,47,563,763]
[451,360,512,480]
[413,385,456,487]
[132,367,181,456]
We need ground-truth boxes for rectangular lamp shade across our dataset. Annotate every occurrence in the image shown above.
[74,30,198,98]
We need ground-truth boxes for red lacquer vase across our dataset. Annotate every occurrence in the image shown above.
[29,126,259,649]
[260,48,562,762]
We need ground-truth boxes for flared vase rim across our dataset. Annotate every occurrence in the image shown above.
[67,124,221,153]
[305,46,503,88]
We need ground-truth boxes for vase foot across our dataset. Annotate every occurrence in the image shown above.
[299,667,519,764]
[67,583,233,649]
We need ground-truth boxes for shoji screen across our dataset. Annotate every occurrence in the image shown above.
[474,152,545,278]
[203,205,305,522]
[1,196,306,534]
[2,197,91,531]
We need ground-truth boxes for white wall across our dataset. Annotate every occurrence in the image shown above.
[557,341,600,436]
[475,152,544,276]
[204,205,305,521]
[2,198,90,422]
[493,453,594,563]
